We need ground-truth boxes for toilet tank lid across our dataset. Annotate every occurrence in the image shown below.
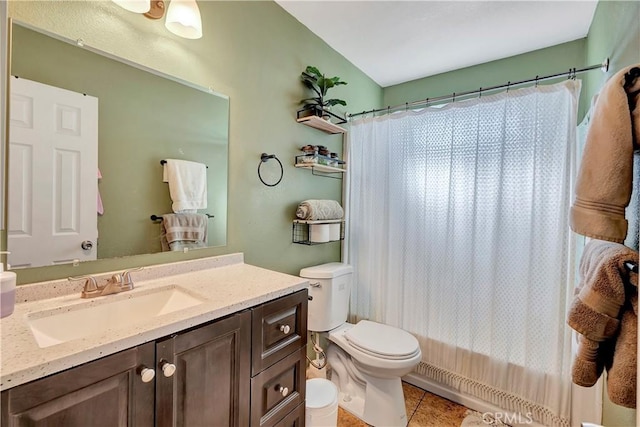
[300,262,352,279]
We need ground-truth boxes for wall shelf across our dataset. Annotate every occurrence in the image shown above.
[292,219,344,245]
[296,115,347,134]
[294,163,345,173]
[294,154,346,178]
[296,106,347,134]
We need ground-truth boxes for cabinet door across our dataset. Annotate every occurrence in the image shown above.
[156,310,251,427]
[0,342,155,427]
[251,290,308,375]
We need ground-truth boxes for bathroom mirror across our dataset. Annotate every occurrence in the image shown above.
[7,22,229,269]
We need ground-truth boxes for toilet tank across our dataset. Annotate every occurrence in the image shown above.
[300,263,353,332]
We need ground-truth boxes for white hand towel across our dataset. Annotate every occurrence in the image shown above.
[162,159,208,213]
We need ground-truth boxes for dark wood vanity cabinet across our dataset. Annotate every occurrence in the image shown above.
[155,310,251,427]
[0,342,156,426]
[1,289,308,427]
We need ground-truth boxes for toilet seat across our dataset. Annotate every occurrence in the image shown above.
[345,320,420,360]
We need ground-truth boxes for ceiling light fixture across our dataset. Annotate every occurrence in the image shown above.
[112,0,202,40]
[164,0,203,40]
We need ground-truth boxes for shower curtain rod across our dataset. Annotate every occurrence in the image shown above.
[349,58,610,119]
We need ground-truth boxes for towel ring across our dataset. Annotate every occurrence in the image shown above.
[258,153,283,187]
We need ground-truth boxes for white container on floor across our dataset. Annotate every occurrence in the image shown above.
[306,378,338,427]
[310,224,330,243]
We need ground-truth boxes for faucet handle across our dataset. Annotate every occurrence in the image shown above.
[69,275,101,298]
[122,266,143,287]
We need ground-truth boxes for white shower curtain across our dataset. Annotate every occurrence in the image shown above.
[345,80,581,427]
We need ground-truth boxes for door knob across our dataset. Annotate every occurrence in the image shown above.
[160,361,177,377]
[81,240,93,250]
[139,367,155,383]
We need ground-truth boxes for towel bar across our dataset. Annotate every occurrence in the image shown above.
[160,160,208,168]
[151,214,214,221]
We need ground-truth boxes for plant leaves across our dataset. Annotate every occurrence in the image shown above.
[304,66,322,78]
[301,79,321,97]
[325,99,347,107]
[300,66,347,106]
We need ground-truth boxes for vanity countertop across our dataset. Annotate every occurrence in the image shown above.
[0,253,308,391]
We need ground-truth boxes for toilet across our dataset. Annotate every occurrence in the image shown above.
[301,263,422,427]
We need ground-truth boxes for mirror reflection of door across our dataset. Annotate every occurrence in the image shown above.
[9,77,98,268]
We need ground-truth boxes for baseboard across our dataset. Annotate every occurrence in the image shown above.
[403,372,546,427]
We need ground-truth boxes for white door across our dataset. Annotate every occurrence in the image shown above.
[8,77,98,268]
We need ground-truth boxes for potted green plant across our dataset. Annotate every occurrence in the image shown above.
[300,66,347,120]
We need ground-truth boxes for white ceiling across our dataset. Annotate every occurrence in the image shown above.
[276,0,599,87]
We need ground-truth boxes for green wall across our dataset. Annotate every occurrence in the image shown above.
[7,0,383,283]
[11,25,229,262]
[583,0,640,114]
[383,39,589,118]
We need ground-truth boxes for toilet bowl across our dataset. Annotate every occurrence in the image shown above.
[326,321,421,427]
[300,263,422,427]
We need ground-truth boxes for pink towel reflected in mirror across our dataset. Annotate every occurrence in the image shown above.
[97,168,104,215]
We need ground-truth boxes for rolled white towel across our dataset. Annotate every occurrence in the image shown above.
[296,200,344,220]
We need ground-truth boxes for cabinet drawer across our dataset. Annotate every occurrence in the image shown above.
[274,403,305,427]
[251,348,306,427]
[251,289,308,375]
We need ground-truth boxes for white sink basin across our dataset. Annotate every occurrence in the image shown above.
[27,285,206,348]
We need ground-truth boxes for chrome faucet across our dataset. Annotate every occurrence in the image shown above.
[69,267,144,299]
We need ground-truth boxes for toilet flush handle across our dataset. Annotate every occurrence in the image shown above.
[309,282,321,288]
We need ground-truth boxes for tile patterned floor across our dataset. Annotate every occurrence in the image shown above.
[337,382,469,427]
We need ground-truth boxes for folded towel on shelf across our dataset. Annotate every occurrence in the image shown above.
[160,213,208,252]
[296,200,344,221]
[162,159,208,213]
[570,65,640,243]
[567,239,638,408]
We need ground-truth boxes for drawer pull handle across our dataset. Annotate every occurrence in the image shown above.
[160,361,177,377]
[139,367,156,383]
[280,324,291,334]
[277,385,289,397]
